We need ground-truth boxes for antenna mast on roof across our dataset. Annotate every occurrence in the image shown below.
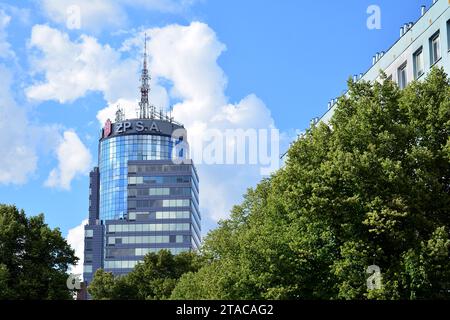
[138,33,155,119]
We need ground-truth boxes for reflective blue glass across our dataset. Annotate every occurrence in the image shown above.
[99,135,175,221]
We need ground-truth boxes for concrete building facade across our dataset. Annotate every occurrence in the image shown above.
[319,0,450,125]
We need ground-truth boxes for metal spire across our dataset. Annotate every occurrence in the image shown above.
[138,33,154,119]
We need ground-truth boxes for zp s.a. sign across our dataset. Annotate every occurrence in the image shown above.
[115,120,160,134]
[103,119,162,138]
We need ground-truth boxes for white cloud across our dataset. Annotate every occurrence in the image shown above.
[26,24,170,121]
[45,130,92,190]
[0,4,31,26]
[0,65,38,185]
[0,15,65,186]
[0,9,94,189]
[27,22,280,222]
[40,0,125,32]
[0,9,14,59]
[27,24,140,104]
[66,219,88,276]
[39,0,198,32]
[96,83,170,125]
[99,22,278,220]
[140,22,277,220]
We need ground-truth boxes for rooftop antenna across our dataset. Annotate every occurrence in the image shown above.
[169,105,173,122]
[138,33,154,119]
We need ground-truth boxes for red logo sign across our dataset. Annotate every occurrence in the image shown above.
[103,119,112,138]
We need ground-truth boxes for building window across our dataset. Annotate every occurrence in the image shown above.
[413,47,424,79]
[85,229,93,238]
[85,253,93,263]
[397,63,408,89]
[155,211,190,219]
[104,260,139,270]
[430,31,441,65]
[106,248,135,258]
[84,265,92,273]
[447,20,450,52]
[85,240,93,251]
[163,199,190,208]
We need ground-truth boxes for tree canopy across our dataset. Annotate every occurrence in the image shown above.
[171,68,450,300]
[87,68,450,300]
[88,250,202,299]
[0,204,78,299]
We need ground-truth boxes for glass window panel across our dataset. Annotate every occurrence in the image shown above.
[430,32,441,64]
[84,265,93,273]
[413,48,424,79]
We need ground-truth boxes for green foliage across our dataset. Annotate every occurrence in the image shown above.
[88,250,202,299]
[86,269,117,299]
[0,204,78,299]
[172,68,450,300]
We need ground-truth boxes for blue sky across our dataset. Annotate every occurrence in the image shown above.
[0,0,433,256]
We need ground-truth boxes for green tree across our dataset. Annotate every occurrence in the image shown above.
[0,204,78,299]
[88,250,202,299]
[87,269,123,299]
[173,68,450,300]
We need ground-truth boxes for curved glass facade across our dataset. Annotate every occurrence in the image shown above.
[99,134,175,221]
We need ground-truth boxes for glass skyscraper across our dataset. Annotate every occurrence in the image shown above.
[83,38,200,285]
